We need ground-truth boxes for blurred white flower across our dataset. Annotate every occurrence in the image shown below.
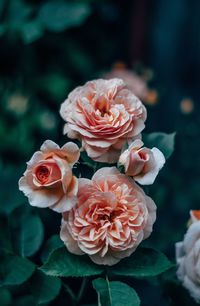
[176,210,200,302]
[40,111,57,130]
[7,93,29,115]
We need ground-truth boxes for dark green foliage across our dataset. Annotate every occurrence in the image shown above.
[41,234,63,263]
[40,247,104,277]
[0,254,35,286]
[28,270,61,304]
[12,214,44,257]
[143,132,176,159]
[0,0,199,305]
[109,248,173,278]
[0,288,12,306]
[93,278,141,306]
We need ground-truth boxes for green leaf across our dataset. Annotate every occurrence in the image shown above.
[0,24,6,36]
[143,132,176,159]
[7,0,33,28]
[0,217,12,254]
[29,270,61,304]
[109,247,173,278]
[0,165,25,215]
[41,235,63,263]
[0,254,35,286]
[40,247,104,277]
[0,288,12,306]
[38,2,91,32]
[13,214,44,257]
[21,21,44,44]
[14,296,35,306]
[36,73,71,100]
[93,278,140,306]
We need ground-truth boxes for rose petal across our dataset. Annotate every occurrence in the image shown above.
[51,194,77,213]
[60,219,83,255]
[61,142,80,164]
[40,140,60,152]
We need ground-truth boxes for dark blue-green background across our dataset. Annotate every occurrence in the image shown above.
[0,0,199,305]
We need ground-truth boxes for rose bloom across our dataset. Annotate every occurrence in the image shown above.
[60,78,147,163]
[60,167,156,265]
[104,66,158,106]
[19,140,80,213]
[176,210,200,302]
[119,139,165,185]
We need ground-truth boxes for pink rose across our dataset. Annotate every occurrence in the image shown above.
[119,139,165,185]
[19,140,80,213]
[60,167,156,265]
[176,210,200,303]
[60,78,146,163]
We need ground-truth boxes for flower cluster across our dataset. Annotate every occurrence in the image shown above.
[19,78,166,265]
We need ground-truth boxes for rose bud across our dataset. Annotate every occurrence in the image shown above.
[19,140,80,213]
[118,139,165,185]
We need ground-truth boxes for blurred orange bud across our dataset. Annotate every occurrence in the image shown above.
[145,89,158,106]
[113,61,127,70]
[180,98,194,114]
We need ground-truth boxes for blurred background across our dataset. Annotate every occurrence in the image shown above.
[0,0,200,305]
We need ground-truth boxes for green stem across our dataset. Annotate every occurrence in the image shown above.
[106,275,112,306]
[93,162,98,174]
[63,283,77,305]
[77,277,88,304]
[63,278,88,305]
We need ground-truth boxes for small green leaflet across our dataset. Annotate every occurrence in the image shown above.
[93,278,140,306]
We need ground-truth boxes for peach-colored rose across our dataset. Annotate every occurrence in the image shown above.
[176,210,200,302]
[60,167,156,265]
[119,139,165,185]
[19,140,80,213]
[60,78,146,163]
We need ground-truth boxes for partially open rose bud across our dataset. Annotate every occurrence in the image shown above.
[19,140,80,212]
[118,139,165,185]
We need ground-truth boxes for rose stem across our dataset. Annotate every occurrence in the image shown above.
[76,277,88,304]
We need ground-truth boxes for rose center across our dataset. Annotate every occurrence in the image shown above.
[95,96,110,116]
[100,211,120,223]
[138,151,148,160]
[35,165,50,184]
